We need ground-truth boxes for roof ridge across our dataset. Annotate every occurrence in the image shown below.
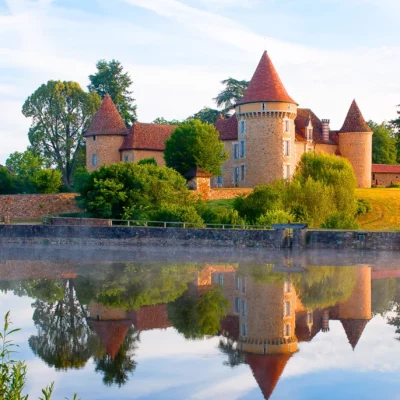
[339,100,372,133]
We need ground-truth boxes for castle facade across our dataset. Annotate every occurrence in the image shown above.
[85,51,375,188]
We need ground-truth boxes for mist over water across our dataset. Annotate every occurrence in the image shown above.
[1,246,400,399]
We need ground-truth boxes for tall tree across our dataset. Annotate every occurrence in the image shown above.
[88,60,137,126]
[164,120,228,176]
[213,78,249,114]
[368,121,397,164]
[5,150,43,179]
[189,107,221,124]
[22,81,101,187]
[152,117,181,125]
[390,105,400,162]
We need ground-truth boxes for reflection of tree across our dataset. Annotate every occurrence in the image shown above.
[372,278,397,316]
[94,327,139,387]
[218,338,245,368]
[28,279,98,370]
[168,286,228,339]
[293,266,357,309]
[237,264,286,284]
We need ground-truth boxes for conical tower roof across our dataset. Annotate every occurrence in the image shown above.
[246,353,292,399]
[339,100,372,133]
[89,319,132,359]
[340,319,369,350]
[238,51,296,105]
[85,94,129,136]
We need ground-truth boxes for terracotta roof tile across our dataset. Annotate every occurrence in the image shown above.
[372,164,400,173]
[340,100,372,133]
[238,51,296,105]
[119,123,177,151]
[340,319,369,350]
[85,94,129,137]
[215,114,238,141]
[131,304,172,331]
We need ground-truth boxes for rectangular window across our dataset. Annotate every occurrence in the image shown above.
[284,140,290,156]
[242,323,247,337]
[233,143,239,159]
[124,155,129,163]
[284,324,291,337]
[240,120,246,134]
[218,274,224,286]
[235,275,240,290]
[285,301,291,316]
[241,165,245,181]
[240,140,246,158]
[91,154,98,167]
[307,128,313,141]
[93,135,96,141]
[307,311,313,325]
[285,120,290,133]
[235,297,241,313]
[242,277,246,293]
[284,281,291,293]
[234,167,240,183]
[242,300,247,317]
[284,165,291,180]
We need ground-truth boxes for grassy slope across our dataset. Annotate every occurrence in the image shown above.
[356,188,400,231]
[208,188,400,231]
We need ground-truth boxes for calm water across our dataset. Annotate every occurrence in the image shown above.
[1,246,400,399]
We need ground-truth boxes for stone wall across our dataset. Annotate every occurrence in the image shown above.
[0,194,81,221]
[372,172,400,187]
[208,188,252,200]
[48,217,111,227]
[86,135,124,172]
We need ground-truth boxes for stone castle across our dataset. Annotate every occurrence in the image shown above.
[85,51,382,188]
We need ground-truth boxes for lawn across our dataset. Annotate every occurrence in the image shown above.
[208,188,400,231]
[356,188,400,231]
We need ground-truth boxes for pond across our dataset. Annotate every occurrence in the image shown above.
[1,246,400,399]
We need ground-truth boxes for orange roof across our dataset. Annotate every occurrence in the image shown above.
[215,114,238,141]
[341,319,369,350]
[132,304,172,331]
[85,94,129,137]
[238,51,296,105]
[372,164,400,174]
[339,100,372,133]
[119,122,176,151]
[246,353,292,399]
[89,319,132,359]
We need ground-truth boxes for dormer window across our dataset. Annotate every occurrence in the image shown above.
[307,128,313,141]
[93,135,96,141]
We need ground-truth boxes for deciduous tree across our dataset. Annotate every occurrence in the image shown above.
[213,78,249,114]
[368,121,397,164]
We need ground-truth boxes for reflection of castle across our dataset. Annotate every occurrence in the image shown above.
[212,265,372,399]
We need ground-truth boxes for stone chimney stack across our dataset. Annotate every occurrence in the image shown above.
[321,309,330,332]
[321,119,330,142]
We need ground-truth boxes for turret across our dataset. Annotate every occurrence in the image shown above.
[338,100,373,188]
[85,94,128,171]
[234,51,298,187]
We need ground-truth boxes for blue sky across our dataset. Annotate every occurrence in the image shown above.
[1,0,399,163]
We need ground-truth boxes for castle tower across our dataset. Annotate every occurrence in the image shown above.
[338,100,373,188]
[338,265,372,349]
[235,51,298,187]
[85,94,129,172]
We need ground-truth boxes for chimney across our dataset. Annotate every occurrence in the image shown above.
[321,119,330,142]
[321,310,330,332]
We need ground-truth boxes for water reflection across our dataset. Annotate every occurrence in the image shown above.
[0,258,399,399]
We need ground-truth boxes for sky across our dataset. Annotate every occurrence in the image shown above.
[0,0,399,164]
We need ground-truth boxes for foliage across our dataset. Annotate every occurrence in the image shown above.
[6,151,43,179]
[22,80,101,187]
[0,167,16,195]
[136,158,157,166]
[372,278,397,316]
[0,312,79,399]
[390,105,400,163]
[356,198,372,216]
[77,163,194,219]
[197,205,245,226]
[164,119,228,176]
[150,204,204,227]
[189,107,221,124]
[167,286,228,340]
[255,210,295,228]
[293,266,357,309]
[88,59,137,126]
[233,182,285,223]
[213,78,249,114]
[368,121,397,165]
[219,338,245,368]
[237,264,286,285]
[152,117,181,126]
[32,169,63,194]
[321,212,360,229]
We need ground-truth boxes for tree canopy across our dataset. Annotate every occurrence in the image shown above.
[89,59,137,126]
[213,78,249,114]
[164,119,228,176]
[369,121,397,164]
[188,107,221,124]
[22,80,101,187]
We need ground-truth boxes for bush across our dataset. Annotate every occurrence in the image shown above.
[198,205,245,226]
[137,158,157,166]
[321,212,360,229]
[32,169,63,194]
[356,198,372,216]
[255,210,295,228]
[149,204,204,227]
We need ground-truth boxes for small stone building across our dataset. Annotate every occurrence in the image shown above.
[371,164,400,186]
[85,51,380,188]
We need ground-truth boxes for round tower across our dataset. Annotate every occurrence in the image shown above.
[235,51,298,187]
[84,94,128,172]
[338,100,373,188]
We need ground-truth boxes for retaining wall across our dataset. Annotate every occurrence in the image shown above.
[0,194,81,221]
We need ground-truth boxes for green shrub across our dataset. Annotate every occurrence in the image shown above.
[32,169,63,194]
[321,212,360,229]
[149,204,204,227]
[356,198,372,216]
[137,158,157,166]
[198,205,245,226]
[255,210,295,228]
